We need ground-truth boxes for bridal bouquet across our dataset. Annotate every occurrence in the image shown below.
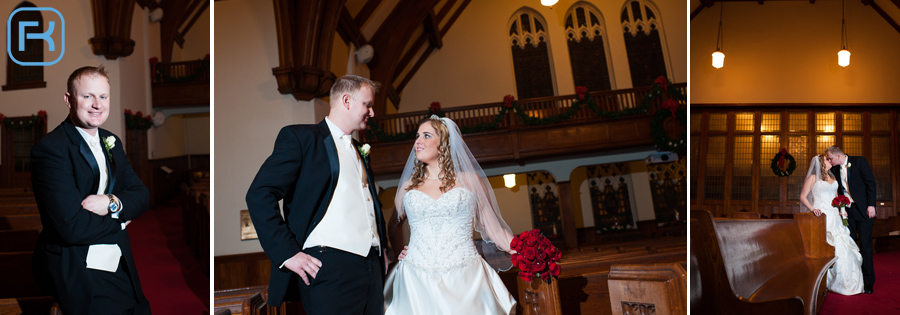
[832,195,852,226]
[510,229,561,283]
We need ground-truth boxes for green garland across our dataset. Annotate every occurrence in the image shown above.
[365,80,685,143]
[771,150,796,177]
[0,111,47,129]
[154,58,210,84]
[650,107,687,152]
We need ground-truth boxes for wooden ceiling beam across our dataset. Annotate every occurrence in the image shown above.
[439,0,471,38]
[338,7,367,47]
[368,0,441,114]
[354,0,383,27]
[862,0,900,35]
[89,0,137,60]
[424,12,442,49]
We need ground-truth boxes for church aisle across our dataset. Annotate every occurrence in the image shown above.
[820,249,900,313]
[129,201,210,314]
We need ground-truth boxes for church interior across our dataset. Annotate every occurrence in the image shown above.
[1,0,210,313]
[214,0,686,314]
[690,0,900,314]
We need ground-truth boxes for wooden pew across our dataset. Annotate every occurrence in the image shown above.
[873,215,900,252]
[0,230,39,252]
[691,210,835,315]
[608,262,686,315]
[0,296,54,314]
[0,252,44,298]
[0,214,43,231]
[0,204,39,216]
[213,286,304,315]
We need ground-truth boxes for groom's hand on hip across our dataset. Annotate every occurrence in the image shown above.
[867,206,876,219]
[285,252,322,285]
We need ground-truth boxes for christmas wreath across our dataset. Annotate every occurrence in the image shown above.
[770,148,796,177]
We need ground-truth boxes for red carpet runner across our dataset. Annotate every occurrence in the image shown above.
[820,249,900,314]
[128,202,209,314]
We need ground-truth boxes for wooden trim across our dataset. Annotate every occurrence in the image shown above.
[89,0,137,60]
[439,0,471,38]
[863,0,900,34]
[396,46,434,93]
[178,0,210,46]
[270,0,344,100]
[424,12,442,49]
[368,0,441,115]
[353,0,383,27]
[558,181,578,250]
[435,0,457,22]
[338,7,367,47]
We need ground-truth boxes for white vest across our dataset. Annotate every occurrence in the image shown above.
[303,119,380,257]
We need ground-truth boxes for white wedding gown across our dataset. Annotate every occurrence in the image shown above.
[811,180,864,295]
[384,188,517,314]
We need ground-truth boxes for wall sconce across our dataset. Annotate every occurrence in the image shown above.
[541,0,558,7]
[503,174,516,188]
[838,0,850,68]
[712,2,725,69]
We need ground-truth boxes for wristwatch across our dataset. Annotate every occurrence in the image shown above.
[108,195,120,213]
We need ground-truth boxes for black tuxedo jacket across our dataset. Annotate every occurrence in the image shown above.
[831,155,877,216]
[31,118,150,314]
[246,120,388,306]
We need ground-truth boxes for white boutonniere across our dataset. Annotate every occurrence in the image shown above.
[102,136,116,160]
[847,162,852,169]
[358,143,371,167]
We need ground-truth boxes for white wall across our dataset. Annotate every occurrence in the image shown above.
[690,0,900,103]
[399,0,687,112]
[1,1,154,160]
[214,0,321,256]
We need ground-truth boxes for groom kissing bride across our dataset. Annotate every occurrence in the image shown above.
[803,145,877,296]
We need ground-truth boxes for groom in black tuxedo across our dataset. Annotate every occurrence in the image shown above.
[247,75,388,314]
[31,66,151,314]
[826,145,877,294]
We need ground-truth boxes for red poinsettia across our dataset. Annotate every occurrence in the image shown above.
[654,75,669,90]
[510,229,562,283]
[428,102,442,117]
[503,95,515,108]
[575,86,588,101]
[0,113,5,124]
[36,110,48,124]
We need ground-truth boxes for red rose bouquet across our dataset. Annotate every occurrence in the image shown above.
[510,229,561,283]
[832,195,851,226]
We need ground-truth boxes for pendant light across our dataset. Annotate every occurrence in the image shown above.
[838,0,850,68]
[712,2,725,69]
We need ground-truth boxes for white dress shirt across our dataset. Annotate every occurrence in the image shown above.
[75,127,123,272]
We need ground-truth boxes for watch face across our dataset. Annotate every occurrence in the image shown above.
[110,202,119,212]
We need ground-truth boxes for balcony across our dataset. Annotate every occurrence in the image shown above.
[364,83,686,176]
[151,59,210,108]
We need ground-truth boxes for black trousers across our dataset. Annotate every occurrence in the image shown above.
[299,246,383,315]
[85,258,141,315]
[847,203,875,288]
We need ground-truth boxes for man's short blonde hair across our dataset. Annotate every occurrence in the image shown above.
[329,74,380,101]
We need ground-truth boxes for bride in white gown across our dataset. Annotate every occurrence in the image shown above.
[383,116,517,314]
[799,155,864,295]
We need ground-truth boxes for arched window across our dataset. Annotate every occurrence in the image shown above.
[564,2,613,91]
[508,9,554,99]
[3,1,46,91]
[621,0,668,87]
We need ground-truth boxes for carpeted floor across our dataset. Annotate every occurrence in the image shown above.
[820,249,900,314]
[128,201,209,314]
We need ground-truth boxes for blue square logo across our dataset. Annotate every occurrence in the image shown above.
[7,7,65,66]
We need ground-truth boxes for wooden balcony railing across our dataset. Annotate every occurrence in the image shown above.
[363,83,685,144]
[151,58,211,108]
[151,59,210,85]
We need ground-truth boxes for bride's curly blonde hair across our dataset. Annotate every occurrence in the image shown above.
[818,155,835,181]
[407,117,455,192]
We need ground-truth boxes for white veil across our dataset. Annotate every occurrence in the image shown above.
[803,156,830,208]
[394,116,514,271]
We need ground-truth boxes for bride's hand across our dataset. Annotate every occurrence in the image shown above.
[812,208,822,216]
[398,246,409,260]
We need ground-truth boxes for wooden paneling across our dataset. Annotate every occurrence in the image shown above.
[214,252,272,291]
